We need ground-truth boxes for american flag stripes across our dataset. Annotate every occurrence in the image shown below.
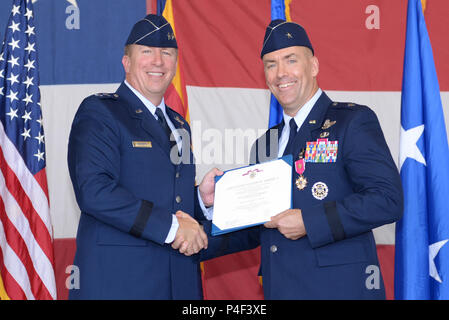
[0,0,56,300]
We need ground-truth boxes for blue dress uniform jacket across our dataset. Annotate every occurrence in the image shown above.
[67,82,205,299]
[249,92,403,299]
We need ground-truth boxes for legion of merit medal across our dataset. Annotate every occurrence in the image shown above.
[295,158,307,190]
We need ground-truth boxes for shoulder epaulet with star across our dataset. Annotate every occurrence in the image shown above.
[331,102,358,109]
[95,93,119,100]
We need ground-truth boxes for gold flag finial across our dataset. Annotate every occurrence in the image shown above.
[421,0,427,12]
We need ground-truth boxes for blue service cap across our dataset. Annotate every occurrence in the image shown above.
[125,14,177,48]
[260,19,313,58]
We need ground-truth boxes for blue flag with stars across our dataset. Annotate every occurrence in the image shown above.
[0,0,46,174]
[394,0,449,299]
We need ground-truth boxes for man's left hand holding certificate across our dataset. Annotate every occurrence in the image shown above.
[211,155,292,235]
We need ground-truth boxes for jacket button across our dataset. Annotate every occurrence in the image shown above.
[175,195,182,203]
[175,172,180,178]
[270,245,277,253]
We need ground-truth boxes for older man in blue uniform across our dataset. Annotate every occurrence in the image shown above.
[240,20,403,299]
[67,14,223,299]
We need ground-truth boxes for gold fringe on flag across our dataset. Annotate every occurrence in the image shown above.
[0,275,11,300]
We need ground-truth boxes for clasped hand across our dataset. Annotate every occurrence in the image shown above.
[171,211,208,256]
[171,168,223,256]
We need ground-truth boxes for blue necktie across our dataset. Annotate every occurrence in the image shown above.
[155,107,177,150]
[283,118,298,156]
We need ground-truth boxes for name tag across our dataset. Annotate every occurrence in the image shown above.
[132,141,152,148]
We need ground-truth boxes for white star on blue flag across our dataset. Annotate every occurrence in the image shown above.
[395,0,449,300]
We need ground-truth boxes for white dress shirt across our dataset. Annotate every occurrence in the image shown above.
[277,88,322,157]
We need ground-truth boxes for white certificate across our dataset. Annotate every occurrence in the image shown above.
[211,155,292,236]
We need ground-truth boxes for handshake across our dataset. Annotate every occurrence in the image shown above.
[171,168,223,256]
[171,210,208,256]
[170,165,308,256]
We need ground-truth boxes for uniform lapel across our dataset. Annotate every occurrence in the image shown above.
[290,92,333,158]
[165,107,185,135]
[116,82,171,157]
[270,122,284,159]
[253,122,283,164]
[165,106,189,162]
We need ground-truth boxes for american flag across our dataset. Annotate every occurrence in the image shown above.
[0,0,56,300]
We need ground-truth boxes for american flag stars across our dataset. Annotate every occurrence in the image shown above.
[8,20,20,33]
[0,0,46,172]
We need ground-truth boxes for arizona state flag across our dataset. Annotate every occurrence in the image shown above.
[157,0,190,122]
[268,0,292,127]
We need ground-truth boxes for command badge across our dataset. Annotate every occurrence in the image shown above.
[311,182,328,200]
